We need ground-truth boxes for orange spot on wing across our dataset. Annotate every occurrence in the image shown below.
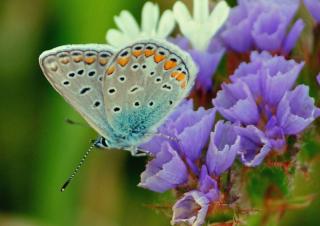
[171,71,180,78]
[132,50,143,58]
[154,54,165,63]
[73,56,83,63]
[181,80,187,89]
[176,73,186,81]
[145,49,155,57]
[99,59,108,65]
[61,59,69,64]
[106,65,115,75]
[117,57,129,67]
[85,57,95,64]
[164,60,177,70]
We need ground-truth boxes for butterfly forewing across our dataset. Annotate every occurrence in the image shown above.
[103,40,197,145]
[39,44,115,138]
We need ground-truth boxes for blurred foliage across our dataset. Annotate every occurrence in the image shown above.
[0,0,319,226]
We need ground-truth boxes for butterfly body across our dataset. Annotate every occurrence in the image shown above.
[39,40,197,155]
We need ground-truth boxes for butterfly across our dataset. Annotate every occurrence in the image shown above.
[39,39,197,156]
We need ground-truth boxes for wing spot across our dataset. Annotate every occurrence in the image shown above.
[134,101,140,107]
[169,100,173,105]
[113,107,121,113]
[131,64,140,71]
[142,64,147,69]
[62,80,70,86]
[108,88,117,95]
[98,76,103,82]
[93,101,101,108]
[129,85,142,94]
[77,69,84,75]
[148,101,154,107]
[120,51,129,57]
[150,71,155,76]
[80,87,91,95]
[155,77,162,84]
[162,83,172,91]
[100,53,109,58]
[68,72,75,78]
[88,70,96,77]
[118,75,126,83]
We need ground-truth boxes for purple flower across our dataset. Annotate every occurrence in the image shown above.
[221,0,304,54]
[139,142,188,193]
[141,100,216,161]
[304,0,320,23]
[206,121,240,176]
[172,37,225,90]
[317,73,320,85]
[171,167,219,226]
[235,125,272,167]
[171,190,209,226]
[213,51,318,166]
[277,85,318,135]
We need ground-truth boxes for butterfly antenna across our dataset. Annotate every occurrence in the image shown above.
[60,143,96,192]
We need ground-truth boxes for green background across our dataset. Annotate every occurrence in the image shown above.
[0,0,319,225]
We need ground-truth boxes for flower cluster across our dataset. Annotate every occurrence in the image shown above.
[214,51,319,166]
[221,0,304,54]
[140,101,238,225]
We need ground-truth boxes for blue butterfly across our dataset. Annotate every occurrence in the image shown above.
[39,39,197,189]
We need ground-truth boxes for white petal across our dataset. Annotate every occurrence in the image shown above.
[193,0,209,23]
[106,29,130,48]
[114,10,140,36]
[173,1,192,28]
[157,10,175,38]
[141,2,160,35]
[207,1,230,38]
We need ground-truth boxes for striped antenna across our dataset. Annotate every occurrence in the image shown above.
[60,143,96,192]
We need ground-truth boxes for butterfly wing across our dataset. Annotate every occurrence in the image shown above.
[102,39,197,146]
[39,44,115,138]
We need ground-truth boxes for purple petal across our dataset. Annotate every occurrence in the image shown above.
[282,19,305,53]
[260,57,304,106]
[178,109,216,160]
[139,142,188,192]
[206,121,240,176]
[171,191,209,226]
[189,47,225,90]
[198,166,219,202]
[277,85,318,135]
[213,81,259,125]
[252,11,287,51]
[304,0,320,23]
[265,116,286,150]
[317,73,320,86]
[235,125,272,167]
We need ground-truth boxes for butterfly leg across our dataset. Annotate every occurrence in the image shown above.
[129,146,149,157]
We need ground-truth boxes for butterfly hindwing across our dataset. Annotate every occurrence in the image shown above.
[39,44,115,138]
[103,40,197,146]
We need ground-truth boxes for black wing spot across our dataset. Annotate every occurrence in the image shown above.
[88,70,96,77]
[62,80,70,86]
[68,72,75,78]
[134,46,143,50]
[155,77,162,83]
[108,88,116,95]
[134,101,140,107]
[169,100,173,105]
[150,71,155,76]
[100,53,109,57]
[142,64,147,69]
[113,107,121,113]
[98,76,103,82]
[93,101,101,108]
[131,64,139,70]
[77,69,84,75]
[120,51,129,57]
[162,84,172,91]
[159,51,165,55]
[149,101,154,107]
[118,75,126,82]
[80,87,91,95]
[85,52,95,57]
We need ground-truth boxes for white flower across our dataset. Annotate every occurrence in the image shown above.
[173,0,230,52]
[106,2,175,48]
